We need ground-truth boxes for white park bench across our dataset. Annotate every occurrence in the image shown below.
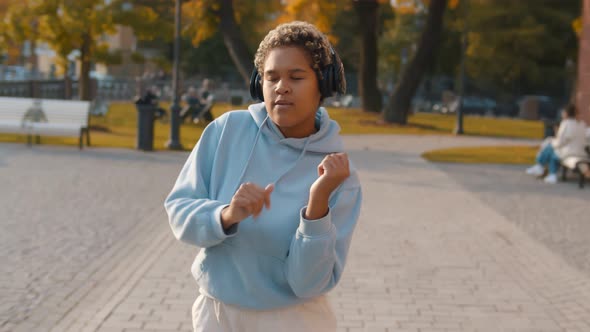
[0,97,91,149]
[560,128,590,188]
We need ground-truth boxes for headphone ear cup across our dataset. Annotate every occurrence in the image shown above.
[256,74,264,101]
[328,64,336,97]
[322,65,335,98]
[331,53,346,95]
[318,69,326,98]
[249,69,264,101]
[320,50,345,99]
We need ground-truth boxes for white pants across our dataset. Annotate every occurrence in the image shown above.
[192,292,337,332]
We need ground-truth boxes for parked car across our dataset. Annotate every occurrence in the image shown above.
[493,101,519,118]
[455,97,496,115]
[516,95,559,120]
[0,65,32,81]
[411,98,434,113]
[431,101,451,114]
[432,96,497,116]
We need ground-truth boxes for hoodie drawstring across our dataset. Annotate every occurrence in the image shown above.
[232,115,269,194]
[272,136,311,187]
[232,114,312,193]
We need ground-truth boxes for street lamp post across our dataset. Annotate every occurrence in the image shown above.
[166,0,183,150]
[454,0,468,135]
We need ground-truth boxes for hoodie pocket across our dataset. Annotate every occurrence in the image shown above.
[196,243,294,307]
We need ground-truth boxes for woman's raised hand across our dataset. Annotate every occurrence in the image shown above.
[310,153,350,197]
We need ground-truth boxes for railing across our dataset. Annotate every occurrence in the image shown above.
[0,78,252,105]
[0,79,79,100]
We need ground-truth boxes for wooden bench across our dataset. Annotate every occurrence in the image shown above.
[0,97,91,149]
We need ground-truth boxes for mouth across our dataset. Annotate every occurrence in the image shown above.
[274,100,294,107]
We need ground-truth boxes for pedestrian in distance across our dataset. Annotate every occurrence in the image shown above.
[165,21,362,332]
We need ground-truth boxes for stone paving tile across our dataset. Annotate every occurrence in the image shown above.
[92,229,196,332]
[2,135,590,331]
[433,162,590,277]
[101,138,590,331]
[0,145,184,332]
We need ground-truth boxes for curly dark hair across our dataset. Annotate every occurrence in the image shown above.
[254,21,345,96]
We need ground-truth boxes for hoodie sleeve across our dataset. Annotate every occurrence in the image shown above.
[164,118,236,248]
[284,175,362,298]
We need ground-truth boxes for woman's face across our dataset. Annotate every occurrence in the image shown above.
[562,110,569,119]
[262,46,322,138]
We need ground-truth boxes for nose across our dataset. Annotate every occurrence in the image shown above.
[275,79,291,95]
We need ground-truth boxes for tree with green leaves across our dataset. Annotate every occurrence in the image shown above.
[384,0,448,124]
[181,31,239,80]
[1,0,41,71]
[382,0,580,124]
[353,0,383,113]
[280,0,391,113]
[461,0,580,100]
[184,0,281,85]
[3,0,164,100]
[0,0,14,62]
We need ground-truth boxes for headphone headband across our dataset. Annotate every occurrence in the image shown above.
[249,45,345,102]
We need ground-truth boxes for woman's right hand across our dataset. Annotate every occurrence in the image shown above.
[221,182,274,230]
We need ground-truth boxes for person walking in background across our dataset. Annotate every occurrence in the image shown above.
[526,104,589,183]
[165,21,362,331]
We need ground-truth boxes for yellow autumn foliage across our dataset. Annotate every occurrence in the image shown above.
[278,0,348,44]
[572,16,582,37]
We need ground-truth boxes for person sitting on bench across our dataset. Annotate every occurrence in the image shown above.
[180,79,215,124]
[526,104,589,183]
[180,87,201,122]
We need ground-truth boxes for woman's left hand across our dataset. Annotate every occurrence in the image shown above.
[310,153,350,198]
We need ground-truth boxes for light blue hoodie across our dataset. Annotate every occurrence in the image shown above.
[164,102,362,310]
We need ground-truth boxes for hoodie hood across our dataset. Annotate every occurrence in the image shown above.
[247,102,344,153]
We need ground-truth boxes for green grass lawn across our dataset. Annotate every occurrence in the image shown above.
[332,108,543,139]
[0,102,544,152]
[422,145,538,165]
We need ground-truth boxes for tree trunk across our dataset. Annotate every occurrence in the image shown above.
[79,32,92,101]
[30,19,39,79]
[383,0,447,124]
[219,0,254,85]
[30,39,38,78]
[354,0,382,113]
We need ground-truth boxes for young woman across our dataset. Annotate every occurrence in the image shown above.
[526,104,589,183]
[165,21,362,331]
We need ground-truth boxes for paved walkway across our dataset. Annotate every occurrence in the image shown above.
[1,135,589,332]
